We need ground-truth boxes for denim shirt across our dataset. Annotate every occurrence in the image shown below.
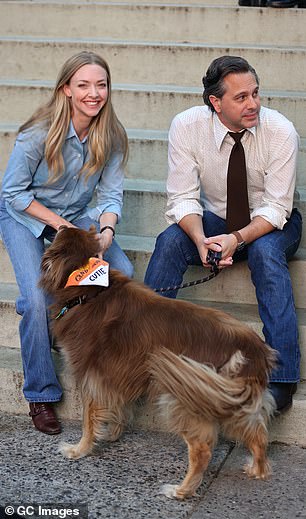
[1,121,124,237]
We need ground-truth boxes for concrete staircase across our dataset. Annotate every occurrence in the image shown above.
[0,0,305,446]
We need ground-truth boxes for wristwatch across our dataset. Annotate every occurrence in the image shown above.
[231,231,246,252]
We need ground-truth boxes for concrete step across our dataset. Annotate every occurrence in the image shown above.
[0,126,170,183]
[0,283,20,349]
[5,0,238,4]
[1,237,305,309]
[2,281,305,379]
[1,81,306,139]
[1,38,306,91]
[118,180,306,244]
[1,126,306,187]
[1,3,305,46]
[118,237,306,311]
[0,174,304,244]
[0,235,152,285]
[0,345,304,446]
[119,179,167,238]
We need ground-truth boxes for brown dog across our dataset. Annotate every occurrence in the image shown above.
[40,226,276,499]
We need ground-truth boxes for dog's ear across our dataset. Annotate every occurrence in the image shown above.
[40,250,69,292]
[58,225,69,231]
[89,224,97,235]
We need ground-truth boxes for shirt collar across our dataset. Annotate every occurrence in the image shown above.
[213,112,256,150]
[66,120,88,144]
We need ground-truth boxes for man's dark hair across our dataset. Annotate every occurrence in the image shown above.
[202,55,259,112]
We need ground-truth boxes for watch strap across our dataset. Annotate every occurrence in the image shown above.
[231,231,244,245]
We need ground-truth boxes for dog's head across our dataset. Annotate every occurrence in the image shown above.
[40,225,100,293]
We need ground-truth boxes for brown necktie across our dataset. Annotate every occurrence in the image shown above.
[226,130,250,233]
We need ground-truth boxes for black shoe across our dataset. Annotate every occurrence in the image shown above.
[239,1,267,5]
[269,382,297,414]
[267,0,298,6]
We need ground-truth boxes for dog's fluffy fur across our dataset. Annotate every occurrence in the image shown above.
[40,226,276,499]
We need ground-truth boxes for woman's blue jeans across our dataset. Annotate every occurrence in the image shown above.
[0,199,134,403]
[145,209,302,382]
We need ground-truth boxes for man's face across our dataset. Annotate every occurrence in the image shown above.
[209,71,260,132]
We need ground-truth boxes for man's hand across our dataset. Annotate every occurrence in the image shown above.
[197,236,234,269]
[203,233,238,266]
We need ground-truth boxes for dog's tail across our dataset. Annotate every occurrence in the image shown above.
[149,348,262,422]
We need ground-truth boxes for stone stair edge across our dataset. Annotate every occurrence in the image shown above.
[0,343,305,393]
[1,123,306,146]
[1,0,306,47]
[1,83,306,139]
[2,0,238,4]
[1,281,306,325]
[1,79,306,99]
[1,234,305,257]
[2,290,305,377]
[0,344,305,448]
[1,35,306,52]
[121,178,306,197]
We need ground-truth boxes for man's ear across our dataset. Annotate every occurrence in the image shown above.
[209,95,221,113]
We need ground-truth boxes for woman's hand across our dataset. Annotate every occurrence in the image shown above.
[96,227,114,259]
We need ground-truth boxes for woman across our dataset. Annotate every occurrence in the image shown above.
[0,51,133,434]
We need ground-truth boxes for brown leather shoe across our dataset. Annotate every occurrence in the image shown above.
[29,402,61,435]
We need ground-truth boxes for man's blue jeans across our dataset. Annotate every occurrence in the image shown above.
[0,199,134,403]
[145,209,302,382]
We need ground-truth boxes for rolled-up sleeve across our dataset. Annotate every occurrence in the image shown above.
[251,121,299,229]
[166,115,203,224]
[87,150,124,222]
[2,131,45,212]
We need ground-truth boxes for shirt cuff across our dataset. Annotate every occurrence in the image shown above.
[87,204,122,223]
[6,192,34,213]
[251,206,288,230]
[165,200,203,224]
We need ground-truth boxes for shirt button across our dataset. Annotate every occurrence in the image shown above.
[78,154,81,158]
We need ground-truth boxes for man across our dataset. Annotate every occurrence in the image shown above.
[144,55,302,414]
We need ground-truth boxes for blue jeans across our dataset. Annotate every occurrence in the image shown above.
[0,199,134,403]
[145,209,302,382]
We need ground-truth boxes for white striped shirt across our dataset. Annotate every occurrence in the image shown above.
[166,105,299,230]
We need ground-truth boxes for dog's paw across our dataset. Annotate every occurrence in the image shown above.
[244,460,271,480]
[59,442,86,460]
[159,484,180,499]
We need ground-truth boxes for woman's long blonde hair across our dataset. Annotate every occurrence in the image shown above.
[19,51,128,182]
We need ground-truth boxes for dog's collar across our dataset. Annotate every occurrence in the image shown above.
[55,295,88,320]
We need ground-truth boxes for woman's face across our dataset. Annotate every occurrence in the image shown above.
[63,64,108,125]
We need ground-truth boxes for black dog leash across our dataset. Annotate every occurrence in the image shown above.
[154,248,222,294]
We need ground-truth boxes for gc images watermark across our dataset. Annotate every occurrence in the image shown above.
[0,504,88,519]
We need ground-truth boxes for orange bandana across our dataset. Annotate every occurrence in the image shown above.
[65,257,109,288]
